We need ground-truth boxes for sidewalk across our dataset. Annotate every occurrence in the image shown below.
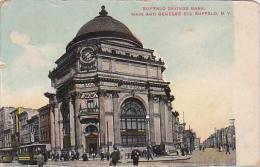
[127,155,191,163]
[47,155,191,165]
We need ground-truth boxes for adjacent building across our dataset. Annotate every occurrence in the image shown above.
[28,115,40,144]
[19,109,38,145]
[172,111,181,149]
[203,119,236,150]
[0,107,15,149]
[38,104,53,152]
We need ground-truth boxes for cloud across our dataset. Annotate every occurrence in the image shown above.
[10,31,30,45]
[0,0,10,8]
[9,31,59,69]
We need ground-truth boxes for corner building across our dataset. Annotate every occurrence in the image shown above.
[48,6,175,154]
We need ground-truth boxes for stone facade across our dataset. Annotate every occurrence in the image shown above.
[203,119,236,150]
[0,107,15,148]
[46,6,177,155]
[28,115,40,144]
[19,109,38,145]
[38,105,53,151]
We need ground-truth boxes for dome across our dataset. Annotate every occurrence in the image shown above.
[68,6,143,48]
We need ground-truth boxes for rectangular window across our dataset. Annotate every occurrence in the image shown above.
[127,119,132,129]
[86,100,94,109]
[121,119,126,130]
[132,119,137,129]
[137,119,141,129]
[132,137,137,143]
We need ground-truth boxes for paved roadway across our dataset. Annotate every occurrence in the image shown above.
[0,148,236,167]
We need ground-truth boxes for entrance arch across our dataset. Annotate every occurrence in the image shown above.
[120,98,147,146]
[85,125,99,154]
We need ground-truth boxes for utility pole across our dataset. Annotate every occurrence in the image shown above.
[107,121,109,153]
[183,111,185,123]
[0,61,6,107]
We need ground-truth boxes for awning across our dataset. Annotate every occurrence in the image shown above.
[19,143,47,148]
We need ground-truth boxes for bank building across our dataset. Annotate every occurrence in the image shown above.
[46,6,176,154]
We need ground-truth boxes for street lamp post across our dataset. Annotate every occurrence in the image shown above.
[146,114,150,144]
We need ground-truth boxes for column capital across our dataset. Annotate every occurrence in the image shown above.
[97,89,106,97]
[112,91,119,98]
[160,95,168,103]
[70,92,81,100]
[148,92,154,99]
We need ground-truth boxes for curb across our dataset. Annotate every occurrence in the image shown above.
[125,156,191,163]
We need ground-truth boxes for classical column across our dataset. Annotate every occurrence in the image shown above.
[54,104,61,151]
[69,97,76,150]
[112,92,121,145]
[167,104,173,143]
[50,105,55,150]
[98,91,106,147]
[74,93,83,153]
[159,95,167,143]
[148,93,156,145]
[59,107,64,150]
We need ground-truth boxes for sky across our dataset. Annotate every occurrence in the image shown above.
[0,0,234,141]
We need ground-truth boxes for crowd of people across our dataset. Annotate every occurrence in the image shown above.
[43,144,165,167]
[49,150,80,161]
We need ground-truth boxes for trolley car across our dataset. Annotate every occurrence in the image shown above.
[18,144,47,165]
[0,148,14,163]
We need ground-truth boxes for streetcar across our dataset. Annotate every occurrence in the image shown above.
[18,144,47,165]
[0,147,14,163]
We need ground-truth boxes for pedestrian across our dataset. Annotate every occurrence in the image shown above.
[106,151,110,161]
[90,148,96,160]
[147,145,153,160]
[131,149,140,167]
[82,152,89,161]
[100,148,104,161]
[181,147,185,156]
[226,144,230,155]
[75,150,79,160]
[55,152,59,161]
[110,145,120,167]
[42,151,47,162]
[65,151,69,161]
[51,152,55,160]
[71,150,75,160]
[37,152,45,167]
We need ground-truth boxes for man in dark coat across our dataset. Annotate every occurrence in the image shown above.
[131,149,140,167]
[147,145,153,160]
[37,152,45,167]
[110,145,120,167]
[226,144,230,154]
[82,152,88,161]
[55,152,59,161]
[75,150,79,160]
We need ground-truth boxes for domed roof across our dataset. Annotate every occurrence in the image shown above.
[70,6,143,48]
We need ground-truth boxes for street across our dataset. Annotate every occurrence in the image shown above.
[0,148,235,167]
[175,148,236,166]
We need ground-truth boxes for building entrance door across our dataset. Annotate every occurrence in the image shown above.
[85,135,98,154]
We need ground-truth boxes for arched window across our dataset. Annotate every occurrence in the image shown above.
[120,98,146,146]
[85,125,98,133]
